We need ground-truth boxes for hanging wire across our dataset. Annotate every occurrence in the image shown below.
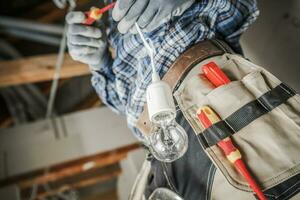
[30,0,78,198]
[46,1,76,118]
[29,184,38,200]
[135,23,156,74]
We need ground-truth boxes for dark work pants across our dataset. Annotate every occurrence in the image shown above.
[145,110,215,200]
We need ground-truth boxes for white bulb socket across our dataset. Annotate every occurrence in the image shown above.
[146,80,176,125]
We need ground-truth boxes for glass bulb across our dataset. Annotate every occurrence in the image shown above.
[149,116,188,162]
[152,111,176,127]
[149,188,184,200]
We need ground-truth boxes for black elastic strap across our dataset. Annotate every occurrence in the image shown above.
[199,121,233,148]
[198,83,296,148]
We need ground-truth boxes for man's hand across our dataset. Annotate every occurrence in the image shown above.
[112,0,195,34]
[66,11,108,70]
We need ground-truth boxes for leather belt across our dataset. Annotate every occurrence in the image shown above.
[136,39,233,135]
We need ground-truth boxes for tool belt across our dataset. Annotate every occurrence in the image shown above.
[136,40,300,199]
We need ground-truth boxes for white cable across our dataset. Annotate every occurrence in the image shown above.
[135,24,153,55]
[134,23,160,82]
[29,184,38,200]
[46,4,76,118]
[47,21,156,117]
[46,24,68,118]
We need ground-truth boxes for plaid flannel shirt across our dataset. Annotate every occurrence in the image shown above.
[91,0,259,141]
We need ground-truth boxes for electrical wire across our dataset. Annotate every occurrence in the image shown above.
[134,23,159,82]
[45,25,68,118]
[46,2,76,118]
[29,184,38,200]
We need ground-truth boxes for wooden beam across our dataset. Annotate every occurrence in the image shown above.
[38,0,92,23]
[18,144,139,189]
[18,151,125,190]
[0,117,13,129]
[35,167,121,200]
[0,54,90,88]
[41,79,68,95]
[18,0,93,23]
[74,93,103,112]
[84,189,118,200]
[20,1,54,20]
[38,8,67,23]
[0,143,140,188]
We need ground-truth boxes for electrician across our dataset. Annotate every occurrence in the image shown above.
[66,0,259,199]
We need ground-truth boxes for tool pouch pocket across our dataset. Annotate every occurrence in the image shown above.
[174,54,300,193]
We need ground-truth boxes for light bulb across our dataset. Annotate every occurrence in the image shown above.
[146,79,188,162]
[135,23,188,161]
[149,116,188,162]
[149,188,184,200]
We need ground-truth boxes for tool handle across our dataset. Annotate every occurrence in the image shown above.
[83,12,97,25]
[197,107,240,160]
[197,106,267,200]
[218,139,237,155]
[82,2,116,25]
[202,61,231,87]
[99,2,116,13]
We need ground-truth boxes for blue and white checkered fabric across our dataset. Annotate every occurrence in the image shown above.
[91,0,259,141]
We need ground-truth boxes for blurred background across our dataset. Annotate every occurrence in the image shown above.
[0,0,299,199]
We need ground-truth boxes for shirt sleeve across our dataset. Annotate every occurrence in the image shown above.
[215,0,259,53]
[91,52,126,115]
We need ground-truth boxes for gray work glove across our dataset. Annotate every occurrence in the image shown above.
[66,11,109,71]
[112,0,195,34]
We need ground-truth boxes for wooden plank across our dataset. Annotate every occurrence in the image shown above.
[38,8,67,23]
[38,0,92,23]
[74,93,103,112]
[0,117,13,129]
[83,189,118,200]
[18,144,139,189]
[35,167,121,200]
[40,79,68,95]
[0,143,140,188]
[18,152,125,190]
[20,1,55,20]
[18,0,92,23]
[0,54,90,87]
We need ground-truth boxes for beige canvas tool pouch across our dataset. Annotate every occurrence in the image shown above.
[174,53,300,196]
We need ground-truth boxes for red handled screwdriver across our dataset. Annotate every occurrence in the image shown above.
[202,61,231,87]
[197,106,266,200]
[83,2,116,25]
[199,62,267,200]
